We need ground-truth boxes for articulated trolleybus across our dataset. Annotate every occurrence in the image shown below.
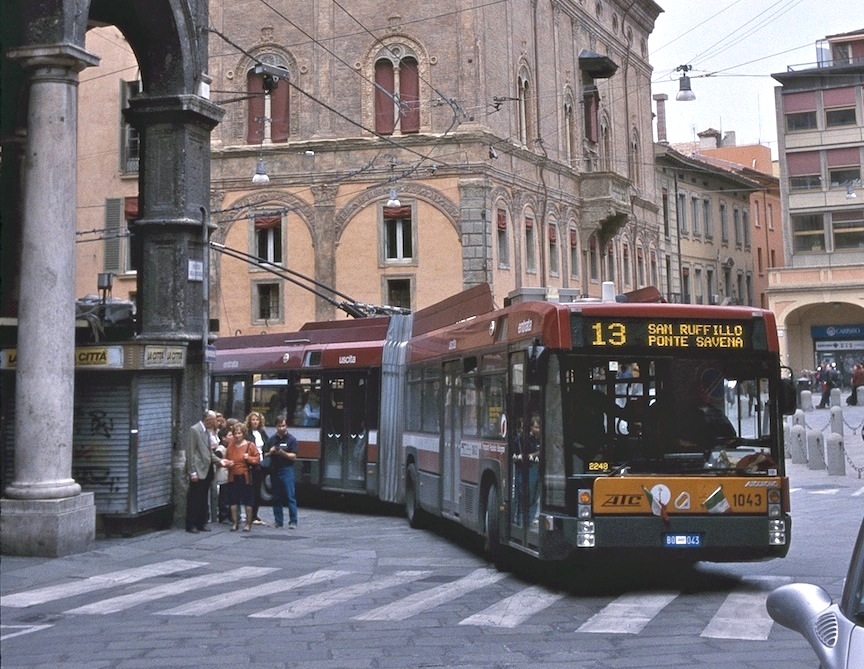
[212,284,796,563]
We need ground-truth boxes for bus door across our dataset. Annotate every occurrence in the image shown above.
[441,361,462,518]
[322,372,369,491]
[211,375,248,422]
[507,351,542,549]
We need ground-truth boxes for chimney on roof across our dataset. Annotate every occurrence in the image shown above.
[653,93,668,143]
[722,131,736,147]
[698,128,721,149]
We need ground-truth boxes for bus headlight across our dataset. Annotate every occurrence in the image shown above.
[768,519,786,545]
[768,503,782,518]
[577,488,593,519]
[577,520,595,548]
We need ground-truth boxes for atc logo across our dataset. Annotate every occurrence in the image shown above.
[601,493,643,508]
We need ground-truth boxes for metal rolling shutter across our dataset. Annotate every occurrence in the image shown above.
[134,374,174,512]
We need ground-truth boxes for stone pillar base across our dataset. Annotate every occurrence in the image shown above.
[0,493,95,557]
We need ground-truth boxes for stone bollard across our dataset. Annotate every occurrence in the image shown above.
[800,389,814,411]
[806,429,826,470]
[825,433,846,476]
[830,405,844,437]
[856,387,864,405]
[830,387,842,408]
[792,409,806,429]
[790,424,807,464]
[783,422,791,458]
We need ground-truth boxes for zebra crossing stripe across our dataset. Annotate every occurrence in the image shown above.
[0,624,54,641]
[159,569,350,616]
[250,571,431,619]
[701,577,790,641]
[577,592,678,634]
[1,560,207,608]
[64,567,280,615]
[353,568,507,622]
[459,585,565,628]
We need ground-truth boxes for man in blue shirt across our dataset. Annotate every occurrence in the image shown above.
[266,416,298,529]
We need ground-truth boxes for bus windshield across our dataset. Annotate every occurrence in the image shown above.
[557,353,779,476]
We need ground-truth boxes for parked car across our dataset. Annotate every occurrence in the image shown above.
[767,518,864,668]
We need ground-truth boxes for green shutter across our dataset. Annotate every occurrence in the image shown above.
[104,198,123,272]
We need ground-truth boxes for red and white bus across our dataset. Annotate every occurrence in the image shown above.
[212,284,796,562]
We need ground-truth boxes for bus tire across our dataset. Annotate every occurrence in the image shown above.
[483,483,501,562]
[405,462,426,529]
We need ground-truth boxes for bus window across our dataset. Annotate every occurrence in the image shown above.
[290,375,321,427]
[251,376,289,427]
[421,367,441,433]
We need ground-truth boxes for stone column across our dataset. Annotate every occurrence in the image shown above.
[312,184,338,320]
[459,179,492,288]
[125,95,223,528]
[1,44,100,556]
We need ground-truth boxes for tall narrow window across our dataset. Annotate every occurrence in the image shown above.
[629,130,640,188]
[605,243,615,282]
[120,80,140,173]
[734,208,742,247]
[720,202,729,243]
[384,205,413,261]
[548,224,559,275]
[497,209,510,268]
[564,99,576,165]
[703,198,713,239]
[247,65,290,144]
[743,210,750,248]
[255,214,283,264]
[622,245,631,286]
[661,188,670,237]
[525,217,536,272]
[677,192,687,234]
[518,72,534,147]
[375,49,420,136]
[569,228,579,278]
[691,197,701,236]
[589,234,599,281]
[583,80,599,143]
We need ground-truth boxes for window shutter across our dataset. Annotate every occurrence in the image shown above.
[570,229,578,247]
[375,60,395,135]
[548,225,557,242]
[827,147,860,168]
[124,196,139,221]
[247,71,266,144]
[497,209,507,230]
[399,57,420,133]
[783,91,817,112]
[786,151,821,175]
[104,198,123,272]
[270,77,290,142]
[823,87,856,108]
[524,217,533,230]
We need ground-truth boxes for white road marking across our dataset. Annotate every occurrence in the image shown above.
[1,560,206,608]
[811,488,840,495]
[0,624,53,641]
[852,486,864,497]
[158,569,349,616]
[64,567,279,615]
[250,571,431,619]
[701,577,790,641]
[459,585,565,628]
[353,568,507,621]
[577,592,679,634]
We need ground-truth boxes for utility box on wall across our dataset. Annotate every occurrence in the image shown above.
[1,341,187,534]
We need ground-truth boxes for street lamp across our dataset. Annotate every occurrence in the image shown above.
[675,64,695,102]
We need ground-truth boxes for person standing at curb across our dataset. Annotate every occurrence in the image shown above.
[266,415,299,529]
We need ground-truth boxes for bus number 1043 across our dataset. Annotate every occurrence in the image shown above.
[592,321,626,346]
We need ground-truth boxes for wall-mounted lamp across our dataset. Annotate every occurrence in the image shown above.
[385,188,401,208]
[675,64,695,102]
[252,158,270,185]
[489,146,499,159]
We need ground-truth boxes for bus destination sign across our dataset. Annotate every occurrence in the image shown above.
[580,317,753,350]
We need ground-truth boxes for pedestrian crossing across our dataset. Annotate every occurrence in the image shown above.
[0,559,792,642]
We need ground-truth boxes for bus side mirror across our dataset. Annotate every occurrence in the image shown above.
[780,378,796,415]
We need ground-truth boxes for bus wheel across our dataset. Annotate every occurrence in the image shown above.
[405,463,426,529]
[483,483,501,562]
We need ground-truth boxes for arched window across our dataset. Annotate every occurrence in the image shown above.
[629,129,641,187]
[247,64,290,144]
[518,70,534,147]
[564,95,576,165]
[374,47,420,135]
[600,115,612,171]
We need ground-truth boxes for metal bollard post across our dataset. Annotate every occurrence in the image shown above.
[800,389,814,411]
[790,424,807,464]
[806,429,825,470]
[825,433,846,476]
